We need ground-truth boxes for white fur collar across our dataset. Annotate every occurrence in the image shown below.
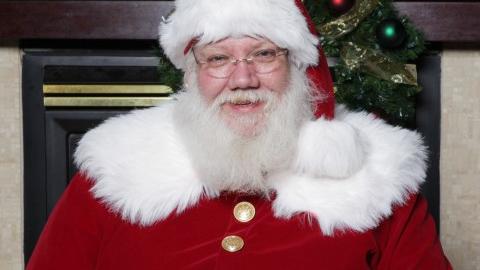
[75,103,427,235]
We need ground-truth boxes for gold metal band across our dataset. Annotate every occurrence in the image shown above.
[44,97,172,107]
[43,84,173,107]
[43,84,173,95]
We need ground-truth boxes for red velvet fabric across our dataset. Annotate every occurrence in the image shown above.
[27,173,452,270]
[294,0,336,120]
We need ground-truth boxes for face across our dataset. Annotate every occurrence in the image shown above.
[173,59,313,193]
[192,37,291,136]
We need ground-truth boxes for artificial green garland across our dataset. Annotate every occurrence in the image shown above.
[306,0,426,126]
[156,47,184,91]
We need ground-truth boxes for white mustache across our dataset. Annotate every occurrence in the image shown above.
[213,90,277,106]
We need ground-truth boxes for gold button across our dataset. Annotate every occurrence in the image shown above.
[221,235,244,252]
[233,201,255,222]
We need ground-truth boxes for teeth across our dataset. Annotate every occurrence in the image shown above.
[236,101,251,105]
[232,99,259,105]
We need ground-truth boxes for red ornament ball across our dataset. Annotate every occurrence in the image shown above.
[326,0,356,16]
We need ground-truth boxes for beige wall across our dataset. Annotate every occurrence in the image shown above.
[0,42,23,270]
[440,48,480,270]
[0,42,479,269]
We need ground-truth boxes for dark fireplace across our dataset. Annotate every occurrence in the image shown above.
[21,41,442,264]
[21,40,171,263]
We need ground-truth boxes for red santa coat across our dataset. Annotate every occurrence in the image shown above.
[27,103,453,269]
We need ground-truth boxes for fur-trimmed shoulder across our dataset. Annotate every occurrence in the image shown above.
[74,103,213,226]
[75,103,427,235]
[269,106,428,235]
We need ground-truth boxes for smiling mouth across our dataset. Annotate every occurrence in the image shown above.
[230,99,260,106]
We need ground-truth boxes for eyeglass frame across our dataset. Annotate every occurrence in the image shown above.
[192,47,289,78]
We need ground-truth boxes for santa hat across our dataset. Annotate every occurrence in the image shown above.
[159,0,335,119]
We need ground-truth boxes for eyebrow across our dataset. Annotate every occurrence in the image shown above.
[196,41,274,55]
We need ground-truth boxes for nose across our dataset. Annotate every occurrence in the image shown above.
[227,61,260,90]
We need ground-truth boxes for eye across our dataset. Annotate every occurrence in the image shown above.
[252,49,277,62]
[206,54,230,67]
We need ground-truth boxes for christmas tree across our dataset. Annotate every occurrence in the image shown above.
[157,0,426,127]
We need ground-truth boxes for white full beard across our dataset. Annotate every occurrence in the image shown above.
[172,68,313,194]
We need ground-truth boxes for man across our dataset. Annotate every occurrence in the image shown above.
[27,0,453,269]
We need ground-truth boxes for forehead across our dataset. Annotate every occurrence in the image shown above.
[195,36,278,52]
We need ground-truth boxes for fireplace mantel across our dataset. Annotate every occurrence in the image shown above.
[0,1,479,43]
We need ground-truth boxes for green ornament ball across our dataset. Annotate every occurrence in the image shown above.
[376,18,407,49]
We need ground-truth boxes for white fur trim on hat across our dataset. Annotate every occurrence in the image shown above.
[159,0,319,71]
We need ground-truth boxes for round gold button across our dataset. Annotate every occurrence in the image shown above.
[233,201,255,222]
[221,235,244,252]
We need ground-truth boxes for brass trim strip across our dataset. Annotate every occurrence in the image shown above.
[43,84,173,94]
[44,97,172,107]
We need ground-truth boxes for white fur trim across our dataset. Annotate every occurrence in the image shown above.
[75,103,427,234]
[294,117,367,178]
[159,0,319,70]
[74,103,218,226]
[269,106,427,235]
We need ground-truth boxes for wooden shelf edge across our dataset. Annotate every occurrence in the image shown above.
[0,1,479,43]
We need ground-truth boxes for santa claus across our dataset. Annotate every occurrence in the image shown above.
[27,0,453,269]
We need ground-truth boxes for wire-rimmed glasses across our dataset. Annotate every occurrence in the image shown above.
[193,48,288,78]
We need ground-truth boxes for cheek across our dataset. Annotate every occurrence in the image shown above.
[197,71,225,104]
[262,65,291,95]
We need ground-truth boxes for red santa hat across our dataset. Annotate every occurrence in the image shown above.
[159,0,335,119]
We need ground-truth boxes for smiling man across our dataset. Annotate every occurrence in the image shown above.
[27,0,453,269]
[192,38,291,135]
